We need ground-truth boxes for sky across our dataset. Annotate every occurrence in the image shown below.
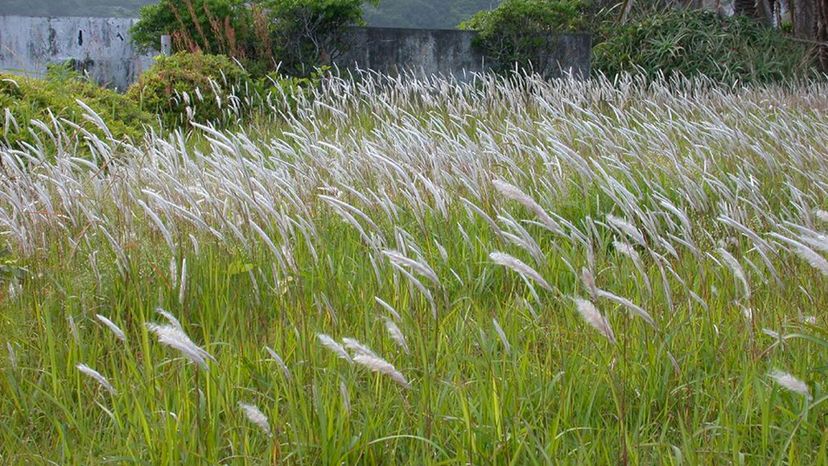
[0,0,498,29]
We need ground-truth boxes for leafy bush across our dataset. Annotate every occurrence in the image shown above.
[459,0,585,73]
[131,0,377,77]
[126,52,252,127]
[0,66,152,151]
[592,9,817,83]
[267,0,378,76]
[131,0,274,76]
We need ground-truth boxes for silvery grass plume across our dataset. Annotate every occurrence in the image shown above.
[340,381,351,415]
[375,296,402,321]
[7,342,16,369]
[238,402,272,437]
[492,179,563,234]
[489,251,553,292]
[317,334,353,363]
[382,250,441,288]
[717,247,751,299]
[580,267,599,302]
[815,210,828,223]
[607,215,646,247]
[573,298,616,344]
[595,288,657,328]
[384,318,409,354]
[769,233,828,277]
[613,240,652,296]
[67,315,80,345]
[96,314,126,342]
[352,353,410,389]
[792,244,828,277]
[156,308,183,330]
[178,258,188,305]
[769,370,812,400]
[265,346,291,380]
[492,318,511,354]
[343,337,379,358]
[146,322,215,370]
[76,363,117,395]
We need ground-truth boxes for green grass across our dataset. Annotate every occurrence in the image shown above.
[1,72,828,464]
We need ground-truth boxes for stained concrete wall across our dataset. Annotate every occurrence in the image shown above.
[0,16,591,89]
[338,27,591,80]
[0,15,156,91]
[338,27,488,78]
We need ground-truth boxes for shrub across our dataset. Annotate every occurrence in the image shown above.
[592,9,817,83]
[131,0,275,76]
[126,52,252,127]
[131,0,377,77]
[459,0,585,74]
[0,65,152,151]
[267,0,379,76]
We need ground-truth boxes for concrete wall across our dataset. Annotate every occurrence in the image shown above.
[338,27,488,78]
[0,16,591,88]
[0,15,155,91]
[338,27,591,80]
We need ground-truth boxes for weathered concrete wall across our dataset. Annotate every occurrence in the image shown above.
[337,27,591,80]
[338,27,488,78]
[0,16,591,88]
[0,15,156,90]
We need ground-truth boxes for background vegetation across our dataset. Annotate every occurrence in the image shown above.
[592,9,816,82]
[125,52,252,127]
[0,65,152,151]
[459,0,586,73]
[131,0,377,77]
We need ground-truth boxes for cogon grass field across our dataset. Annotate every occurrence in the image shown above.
[1,71,828,464]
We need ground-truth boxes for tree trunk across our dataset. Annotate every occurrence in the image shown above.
[734,0,757,16]
[792,0,816,38]
[818,0,828,69]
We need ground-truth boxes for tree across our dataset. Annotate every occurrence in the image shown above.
[131,0,378,77]
[266,0,379,75]
[459,0,585,73]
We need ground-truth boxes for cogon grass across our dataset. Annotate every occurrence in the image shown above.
[1,70,828,463]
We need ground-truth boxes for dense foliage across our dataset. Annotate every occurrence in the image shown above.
[267,0,378,76]
[592,9,816,82]
[131,0,377,76]
[459,0,585,73]
[126,52,252,127]
[0,66,152,151]
[130,0,275,75]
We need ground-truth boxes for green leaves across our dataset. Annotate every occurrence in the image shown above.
[459,0,586,73]
[131,0,375,78]
[0,247,25,285]
[592,9,816,83]
[126,52,252,127]
[0,68,152,154]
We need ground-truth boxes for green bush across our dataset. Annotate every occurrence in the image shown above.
[131,0,377,78]
[0,66,152,151]
[459,0,585,73]
[131,0,275,75]
[267,0,378,76]
[592,9,817,83]
[126,52,252,127]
